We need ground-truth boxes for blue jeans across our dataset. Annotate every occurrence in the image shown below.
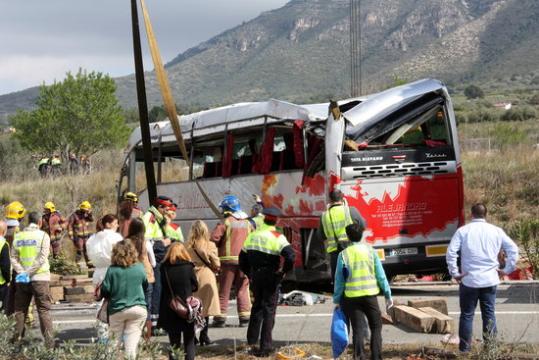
[459,284,497,352]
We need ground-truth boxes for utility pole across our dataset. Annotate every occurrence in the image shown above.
[350,0,361,97]
[130,0,157,202]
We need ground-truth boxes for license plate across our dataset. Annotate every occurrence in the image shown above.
[388,247,418,257]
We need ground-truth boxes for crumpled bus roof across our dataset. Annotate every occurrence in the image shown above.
[127,99,329,150]
[127,78,447,150]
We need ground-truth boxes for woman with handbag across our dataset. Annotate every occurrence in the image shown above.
[100,240,148,359]
[159,242,198,360]
[125,218,156,340]
[186,220,221,346]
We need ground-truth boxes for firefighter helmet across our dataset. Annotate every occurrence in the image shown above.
[4,201,26,220]
[79,201,92,211]
[44,201,56,213]
[219,195,241,213]
[124,192,139,203]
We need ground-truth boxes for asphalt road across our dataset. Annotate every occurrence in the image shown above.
[45,282,539,348]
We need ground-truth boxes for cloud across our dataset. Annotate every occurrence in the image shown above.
[0,0,288,95]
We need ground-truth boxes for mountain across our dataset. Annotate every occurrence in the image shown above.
[1,0,539,121]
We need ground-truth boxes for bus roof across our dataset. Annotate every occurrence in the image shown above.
[127,99,330,150]
[127,78,447,150]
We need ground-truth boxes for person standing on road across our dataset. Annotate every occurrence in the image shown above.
[143,195,173,331]
[118,192,143,238]
[446,203,519,353]
[333,223,392,360]
[41,202,66,258]
[3,201,26,316]
[68,201,94,265]
[10,211,54,348]
[318,189,366,280]
[239,207,296,357]
[0,221,10,312]
[187,220,221,346]
[159,242,198,360]
[211,195,253,327]
[126,218,156,340]
[101,240,148,359]
[86,214,123,342]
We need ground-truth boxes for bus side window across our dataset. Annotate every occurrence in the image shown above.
[194,145,224,179]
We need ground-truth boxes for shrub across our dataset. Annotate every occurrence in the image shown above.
[510,219,539,280]
[500,106,537,122]
[464,84,484,99]
[465,109,499,123]
[491,123,527,148]
[528,94,539,105]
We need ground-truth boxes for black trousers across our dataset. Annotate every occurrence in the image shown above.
[168,325,195,360]
[247,269,280,351]
[342,295,383,360]
[0,284,7,312]
[330,251,339,281]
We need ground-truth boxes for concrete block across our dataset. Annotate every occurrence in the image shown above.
[50,286,64,302]
[408,298,448,315]
[392,305,435,333]
[64,293,95,303]
[64,286,94,295]
[418,307,454,334]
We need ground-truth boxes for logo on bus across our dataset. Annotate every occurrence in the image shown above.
[425,153,447,159]
[350,156,383,162]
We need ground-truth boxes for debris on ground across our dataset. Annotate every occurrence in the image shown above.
[279,291,326,306]
[389,299,454,334]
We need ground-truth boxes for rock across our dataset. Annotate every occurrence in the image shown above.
[418,307,454,334]
[391,305,435,333]
[408,298,448,315]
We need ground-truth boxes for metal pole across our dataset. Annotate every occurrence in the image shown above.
[130,0,157,202]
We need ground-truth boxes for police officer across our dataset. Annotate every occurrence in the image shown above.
[333,223,393,360]
[11,211,54,348]
[239,207,295,357]
[318,189,366,280]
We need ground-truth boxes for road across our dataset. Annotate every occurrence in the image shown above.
[44,282,539,349]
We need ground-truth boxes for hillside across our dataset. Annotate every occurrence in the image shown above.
[1,0,539,119]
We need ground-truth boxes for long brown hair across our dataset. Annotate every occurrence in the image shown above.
[111,240,138,267]
[126,218,146,262]
[163,242,191,264]
[187,220,210,251]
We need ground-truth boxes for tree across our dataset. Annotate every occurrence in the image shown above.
[10,69,129,158]
[464,84,484,99]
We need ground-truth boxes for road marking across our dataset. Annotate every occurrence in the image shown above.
[52,311,539,326]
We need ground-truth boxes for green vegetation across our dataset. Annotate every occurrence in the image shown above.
[464,84,485,99]
[511,219,539,280]
[10,70,130,158]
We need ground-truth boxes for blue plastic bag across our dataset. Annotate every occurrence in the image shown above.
[331,307,348,358]
[15,272,30,284]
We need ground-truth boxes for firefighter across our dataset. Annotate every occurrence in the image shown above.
[318,189,366,280]
[239,207,296,357]
[118,192,143,237]
[67,201,94,265]
[0,220,10,313]
[211,195,252,327]
[41,202,66,258]
[3,201,26,315]
[143,195,173,332]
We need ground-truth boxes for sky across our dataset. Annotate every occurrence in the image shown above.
[0,0,288,95]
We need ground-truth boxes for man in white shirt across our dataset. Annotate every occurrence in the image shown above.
[446,203,518,353]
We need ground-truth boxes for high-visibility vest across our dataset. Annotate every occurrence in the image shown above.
[13,230,50,275]
[143,207,165,241]
[0,237,8,285]
[342,243,379,298]
[322,205,353,253]
[243,226,290,256]
[253,214,265,230]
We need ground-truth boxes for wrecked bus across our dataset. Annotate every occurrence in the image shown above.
[119,78,464,283]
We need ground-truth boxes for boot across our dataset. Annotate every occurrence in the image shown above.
[199,318,213,346]
[144,320,152,341]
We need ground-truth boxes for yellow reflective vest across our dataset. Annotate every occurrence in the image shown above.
[341,243,379,298]
[143,207,166,241]
[322,204,353,253]
[243,226,290,256]
[0,237,8,285]
[13,229,50,275]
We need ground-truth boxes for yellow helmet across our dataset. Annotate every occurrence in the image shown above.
[44,201,56,212]
[124,192,139,203]
[79,201,92,211]
[4,201,26,220]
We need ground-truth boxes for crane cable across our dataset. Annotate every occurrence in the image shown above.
[139,0,222,218]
